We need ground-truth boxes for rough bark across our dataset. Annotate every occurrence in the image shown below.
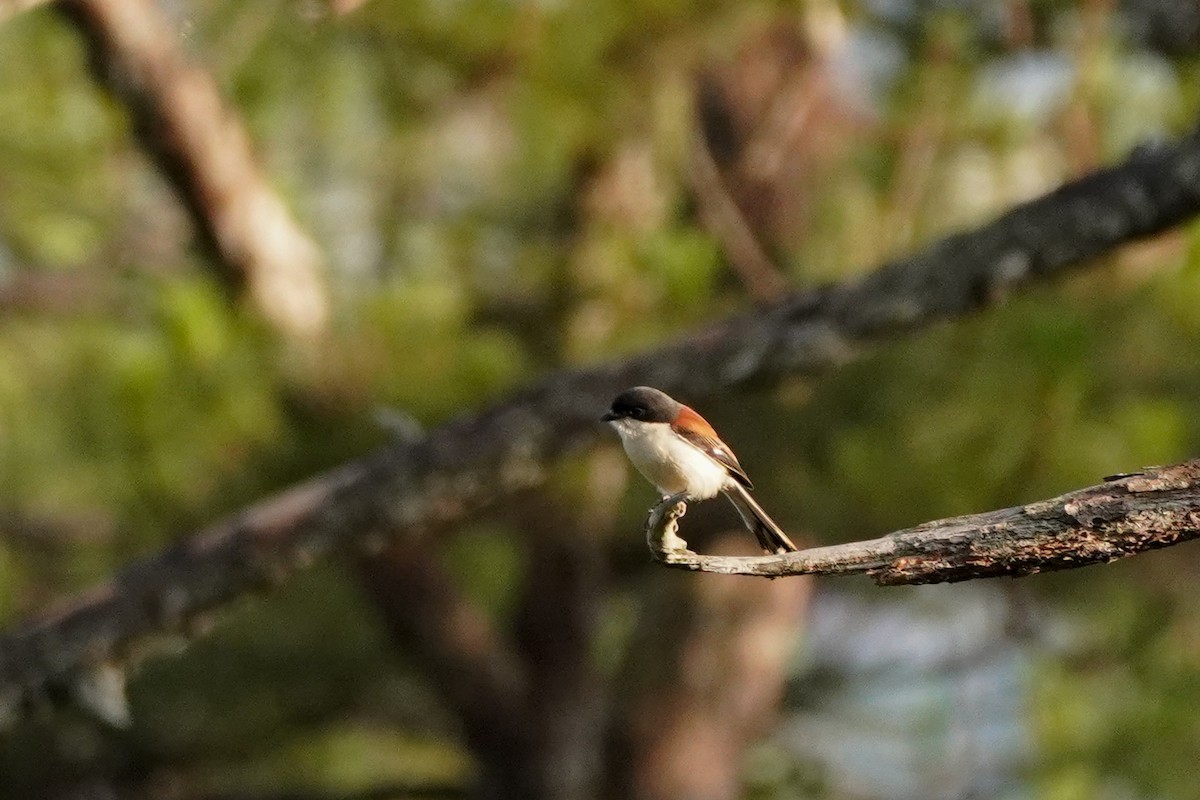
[646,462,1200,583]
[2,126,1200,720]
[58,0,329,339]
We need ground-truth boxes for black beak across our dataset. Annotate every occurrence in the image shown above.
[601,411,619,422]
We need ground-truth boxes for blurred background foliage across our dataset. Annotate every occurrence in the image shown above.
[4,0,1200,798]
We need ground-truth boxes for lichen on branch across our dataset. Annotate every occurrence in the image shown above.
[649,461,1200,584]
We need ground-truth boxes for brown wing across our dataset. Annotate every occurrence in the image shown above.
[671,405,754,489]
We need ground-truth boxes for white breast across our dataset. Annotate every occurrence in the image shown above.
[609,419,730,500]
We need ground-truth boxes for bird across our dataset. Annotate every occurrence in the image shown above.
[602,386,797,554]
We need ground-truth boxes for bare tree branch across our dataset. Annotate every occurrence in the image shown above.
[58,0,329,339]
[2,125,1200,720]
[646,461,1200,583]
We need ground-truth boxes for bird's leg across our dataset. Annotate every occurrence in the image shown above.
[646,492,692,555]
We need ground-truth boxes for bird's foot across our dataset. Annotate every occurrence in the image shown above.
[647,493,693,555]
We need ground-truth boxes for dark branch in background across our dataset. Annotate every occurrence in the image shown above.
[357,540,533,771]
[360,468,613,796]
[646,461,1200,583]
[57,0,328,339]
[690,73,791,303]
[2,125,1200,721]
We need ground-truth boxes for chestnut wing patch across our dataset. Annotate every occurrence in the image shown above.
[671,406,753,489]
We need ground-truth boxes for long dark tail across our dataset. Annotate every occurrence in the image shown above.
[722,483,798,554]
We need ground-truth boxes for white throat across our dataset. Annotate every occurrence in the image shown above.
[608,419,729,500]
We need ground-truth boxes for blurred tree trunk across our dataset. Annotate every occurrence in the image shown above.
[359,499,611,800]
[362,507,807,800]
[58,0,329,340]
[608,534,811,800]
[510,518,607,800]
[357,540,539,797]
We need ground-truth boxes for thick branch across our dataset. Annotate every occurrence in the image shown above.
[647,461,1200,584]
[2,127,1200,717]
[59,0,329,339]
